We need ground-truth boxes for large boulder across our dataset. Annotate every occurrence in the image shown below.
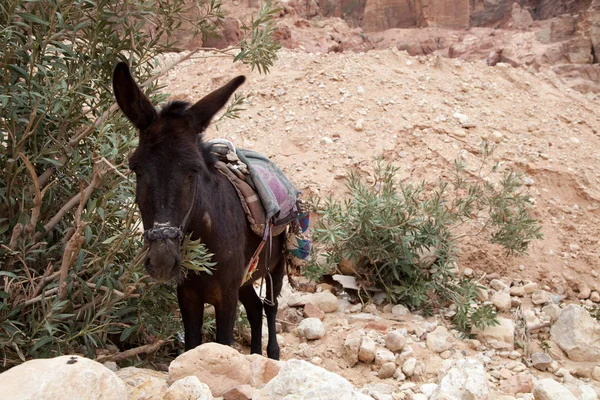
[431,358,489,400]
[550,304,600,362]
[255,359,373,399]
[164,376,213,400]
[532,379,578,400]
[116,366,168,399]
[169,343,251,397]
[0,355,127,400]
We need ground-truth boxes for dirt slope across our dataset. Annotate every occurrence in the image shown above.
[161,47,600,298]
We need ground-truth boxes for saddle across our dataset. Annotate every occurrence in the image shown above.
[207,140,311,283]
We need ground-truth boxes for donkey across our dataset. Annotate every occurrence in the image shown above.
[113,62,286,359]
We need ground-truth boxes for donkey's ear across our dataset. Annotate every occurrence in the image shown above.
[113,62,157,131]
[188,76,246,133]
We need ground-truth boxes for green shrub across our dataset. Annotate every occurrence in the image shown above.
[309,144,542,334]
[0,0,279,369]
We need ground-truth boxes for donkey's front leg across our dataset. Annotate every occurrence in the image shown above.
[177,284,205,351]
[215,291,238,346]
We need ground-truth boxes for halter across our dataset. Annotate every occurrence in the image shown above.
[142,176,197,243]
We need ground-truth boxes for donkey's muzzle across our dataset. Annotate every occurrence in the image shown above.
[145,236,181,283]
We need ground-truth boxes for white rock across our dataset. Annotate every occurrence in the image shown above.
[169,343,251,397]
[431,358,489,400]
[255,359,372,400]
[532,379,577,400]
[117,367,168,399]
[375,348,396,366]
[164,376,213,400]
[344,330,364,366]
[490,279,509,291]
[402,357,417,377]
[491,290,512,312]
[355,119,364,131]
[311,291,339,313]
[491,130,504,143]
[426,326,455,353]
[359,337,376,363]
[579,384,598,400]
[420,383,438,397]
[550,304,600,362]
[392,304,410,317]
[453,112,469,125]
[320,137,334,145]
[0,355,127,400]
[298,318,326,340]
[357,86,365,95]
[472,317,515,349]
[385,330,406,352]
[413,395,428,400]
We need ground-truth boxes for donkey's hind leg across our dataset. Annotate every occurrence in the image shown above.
[265,258,286,360]
[239,283,264,355]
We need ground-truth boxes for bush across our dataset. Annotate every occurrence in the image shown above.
[0,0,279,369]
[309,144,542,334]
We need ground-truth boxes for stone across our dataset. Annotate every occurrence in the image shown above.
[354,119,364,131]
[0,355,128,400]
[453,112,469,125]
[532,290,553,305]
[578,287,592,300]
[304,303,325,320]
[413,395,428,400]
[532,379,577,400]
[255,359,371,400]
[431,358,489,400]
[320,137,334,145]
[165,376,213,400]
[531,352,553,371]
[550,304,600,362]
[542,304,560,323]
[391,304,410,317]
[245,354,283,388]
[578,384,598,400]
[490,279,509,291]
[312,291,339,313]
[378,362,396,379]
[385,330,406,352]
[523,309,541,330]
[375,348,396,366]
[426,326,455,353]
[593,366,600,381]
[169,343,251,397]
[402,357,417,377]
[117,367,168,399]
[591,292,600,303]
[298,317,326,340]
[472,317,515,349]
[491,290,512,312]
[510,286,525,297]
[420,383,438,398]
[359,337,376,363]
[223,384,253,400]
[498,373,533,395]
[344,330,364,366]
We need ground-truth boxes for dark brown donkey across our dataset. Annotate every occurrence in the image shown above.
[113,62,285,359]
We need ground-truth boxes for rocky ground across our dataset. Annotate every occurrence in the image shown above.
[5,13,600,400]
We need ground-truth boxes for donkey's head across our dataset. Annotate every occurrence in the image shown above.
[113,62,245,282]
